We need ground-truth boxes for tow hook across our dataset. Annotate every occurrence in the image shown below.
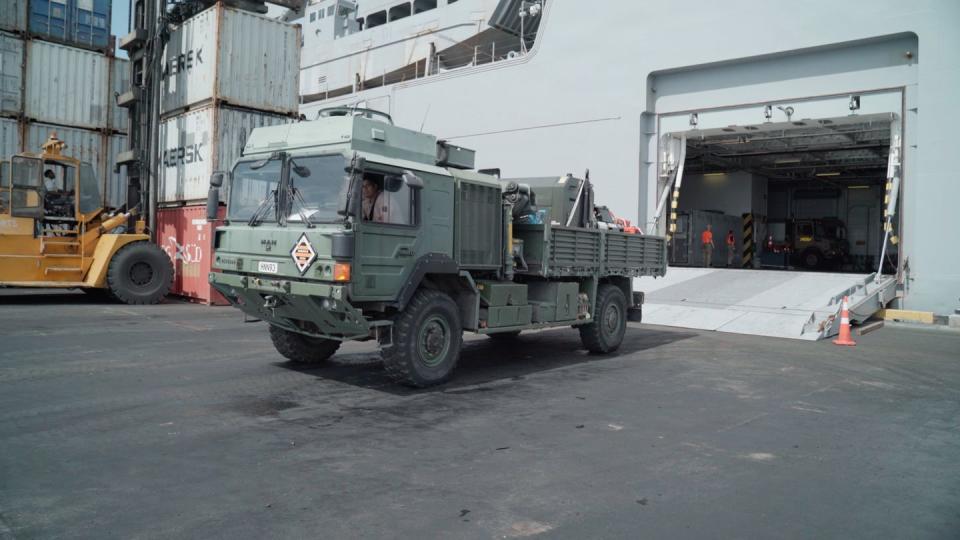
[263,295,281,309]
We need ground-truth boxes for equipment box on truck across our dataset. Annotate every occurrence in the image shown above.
[207,108,667,386]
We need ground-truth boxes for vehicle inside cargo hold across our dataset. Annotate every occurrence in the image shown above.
[665,112,898,275]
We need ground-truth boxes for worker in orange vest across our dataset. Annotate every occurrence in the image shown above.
[726,230,736,267]
[701,224,715,267]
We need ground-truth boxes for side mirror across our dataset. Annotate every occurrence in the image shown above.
[402,170,424,189]
[210,171,229,188]
[206,187,220,221]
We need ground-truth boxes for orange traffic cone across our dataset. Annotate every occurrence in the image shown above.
[833,296,856,346]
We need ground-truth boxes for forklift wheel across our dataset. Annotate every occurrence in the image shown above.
[106,241,173,305]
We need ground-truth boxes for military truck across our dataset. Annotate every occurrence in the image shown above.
[207,109,667,387]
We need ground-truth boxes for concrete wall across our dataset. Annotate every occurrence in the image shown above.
[301,0,960,315]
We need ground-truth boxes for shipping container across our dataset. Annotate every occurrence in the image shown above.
[29,0,111,52]
[160,4,300,117]
[158,105,292,203]
[156,205,228,305]
[0,1,28,34]
[108,56,129,133]
[24,39,109,129]
[0,32,23,116]
[0,117,21,158]
[104,132,127,207]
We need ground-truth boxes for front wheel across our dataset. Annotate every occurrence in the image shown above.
[579,284,627,354]
[106,241,173,305]
[381,289,463,387]
[801,248,823,269]
[270,325,340,364]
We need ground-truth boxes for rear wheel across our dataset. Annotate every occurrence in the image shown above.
[269,325,340,364]
[106,241,173,305]
[579,284,627,353]
[381,289,462,387]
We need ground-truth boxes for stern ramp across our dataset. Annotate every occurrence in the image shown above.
[636,268,896,340]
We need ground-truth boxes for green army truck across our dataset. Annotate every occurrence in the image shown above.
[207,109,667,387]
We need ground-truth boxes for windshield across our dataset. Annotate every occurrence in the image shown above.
[228,154,349,223]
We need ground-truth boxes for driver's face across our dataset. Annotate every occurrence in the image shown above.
[362,180,378,199]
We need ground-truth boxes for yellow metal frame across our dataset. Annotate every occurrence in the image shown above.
[0,133,149,290]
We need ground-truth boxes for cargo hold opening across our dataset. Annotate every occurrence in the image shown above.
[660,112,900,275]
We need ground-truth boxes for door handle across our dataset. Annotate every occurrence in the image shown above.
[396,246,414,258]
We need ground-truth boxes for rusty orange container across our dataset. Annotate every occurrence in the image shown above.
[156,205,228,305]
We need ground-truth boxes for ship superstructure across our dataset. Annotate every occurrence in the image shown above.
[299,0,541,101]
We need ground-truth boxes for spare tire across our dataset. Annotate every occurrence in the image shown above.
[106,241,173,305]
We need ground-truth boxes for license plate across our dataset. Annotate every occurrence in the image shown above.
[257,261,279,274]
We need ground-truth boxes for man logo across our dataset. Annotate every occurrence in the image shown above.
[290,233,317,275]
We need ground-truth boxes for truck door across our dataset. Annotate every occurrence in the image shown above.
[353,167,420,299]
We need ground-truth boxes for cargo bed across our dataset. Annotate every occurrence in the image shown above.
[514,223,668,278]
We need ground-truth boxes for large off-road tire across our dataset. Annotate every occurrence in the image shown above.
[381,289,463,388]
[579,284,628,354]
[106,241,173,305]
[269,325,340,364]
[487,330,522,341]
[801,248,823,269]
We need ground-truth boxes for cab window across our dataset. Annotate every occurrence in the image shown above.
[0,161,8,214]
[78,163,101,214]
[11,156,43,218]
[360,171,416,226]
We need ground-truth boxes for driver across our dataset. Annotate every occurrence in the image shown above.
[361,176,400,223]
[42,169,57,191]
[41,168,74,217]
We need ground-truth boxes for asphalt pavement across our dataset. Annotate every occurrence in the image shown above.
[0,290,958,539]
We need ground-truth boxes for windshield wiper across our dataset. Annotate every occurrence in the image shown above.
[284,157,315,228]
[245,152,284,226]
[248,190,277,227]
[288,185,315,228]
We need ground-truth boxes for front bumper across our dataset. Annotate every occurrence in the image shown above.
[209,272,371,340]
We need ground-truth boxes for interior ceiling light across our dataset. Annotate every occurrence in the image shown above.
[703,172,727,177]
[815,172,841,177]
[775,159,802,164]
[847,185,870,189]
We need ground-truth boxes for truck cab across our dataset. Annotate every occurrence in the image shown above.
[209,110,667,386]
[790,218,850,269]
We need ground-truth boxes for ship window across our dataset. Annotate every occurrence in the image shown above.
[367,10,386,28]
[309,11,316,22]
[414,0,436,13]
[327,5,335,16]
[447,0,458,3]
[388,3,411,21]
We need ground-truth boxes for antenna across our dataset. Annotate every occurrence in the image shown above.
[419,104,431,132]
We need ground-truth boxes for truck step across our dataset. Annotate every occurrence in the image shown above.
[45,267,83,274]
